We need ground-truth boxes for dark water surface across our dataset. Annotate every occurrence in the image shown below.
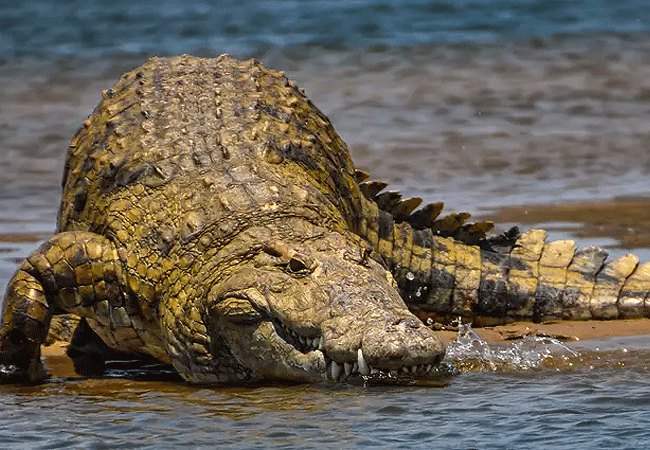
[2,1,650,448]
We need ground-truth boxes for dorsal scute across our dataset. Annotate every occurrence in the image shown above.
[61,54,365,234]
[359,180,389,199]
[358,174,519,249]
[354,169,370,183]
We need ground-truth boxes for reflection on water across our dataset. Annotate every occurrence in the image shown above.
[2,349,650,449]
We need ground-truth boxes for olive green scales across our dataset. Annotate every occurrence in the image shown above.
[1,55,648,384]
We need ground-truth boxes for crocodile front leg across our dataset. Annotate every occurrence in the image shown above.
[0,231,128,383]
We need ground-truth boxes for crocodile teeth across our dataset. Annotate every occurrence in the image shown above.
[357,349,369,376]
[330,361,342,381]
[344,362,352,376]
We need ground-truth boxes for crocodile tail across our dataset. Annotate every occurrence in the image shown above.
[356,171,650,325]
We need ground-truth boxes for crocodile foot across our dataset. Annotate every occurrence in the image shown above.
[0,328,50,384]
[0,360,49,384]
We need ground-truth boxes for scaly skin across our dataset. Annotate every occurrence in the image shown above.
[0,55,444,384]
[356,187,650,326]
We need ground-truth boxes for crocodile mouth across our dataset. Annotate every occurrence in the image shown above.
[216,291,448,383]
[272,319,446,383]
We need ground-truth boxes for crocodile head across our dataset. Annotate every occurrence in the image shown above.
[204,231,445,384]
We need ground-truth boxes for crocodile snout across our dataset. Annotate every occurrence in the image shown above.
[361,313,445,372]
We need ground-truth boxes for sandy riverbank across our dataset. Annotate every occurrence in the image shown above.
[434,318,650,345]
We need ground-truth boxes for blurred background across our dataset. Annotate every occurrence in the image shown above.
[2,0,650,274]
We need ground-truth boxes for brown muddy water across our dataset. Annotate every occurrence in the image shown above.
[3,35,650,449]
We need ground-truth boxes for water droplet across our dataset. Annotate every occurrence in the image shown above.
[443,319,579,372]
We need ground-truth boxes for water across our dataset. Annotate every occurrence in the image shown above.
[2,0,650,60]
[2,0,650,448]
[1,330,649,449]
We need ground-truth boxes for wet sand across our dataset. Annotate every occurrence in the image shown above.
[435,318,650,345]
[485,196,650,248]
[41,343,79,380]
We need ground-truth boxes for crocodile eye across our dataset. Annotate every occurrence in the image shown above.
[262,242,317,275]
[287,255,313,274]
[282,253,319,276]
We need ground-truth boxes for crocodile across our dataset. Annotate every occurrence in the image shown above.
[0,55,445,385]
[1,55,649,385]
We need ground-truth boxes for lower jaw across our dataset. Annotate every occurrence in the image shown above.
[323,358,448,383]
[269,323,451,384]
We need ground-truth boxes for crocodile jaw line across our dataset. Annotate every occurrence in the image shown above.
[243,320,440,383]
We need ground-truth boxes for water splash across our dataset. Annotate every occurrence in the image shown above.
[443,319,579,372]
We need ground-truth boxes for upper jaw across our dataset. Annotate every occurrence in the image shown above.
[218,311,447,384]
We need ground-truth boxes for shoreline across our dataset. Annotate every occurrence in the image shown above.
[435,318,650,345]
[40,318,650,379]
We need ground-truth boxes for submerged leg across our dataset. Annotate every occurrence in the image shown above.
[66,317,111,376]
[0,231,126,383]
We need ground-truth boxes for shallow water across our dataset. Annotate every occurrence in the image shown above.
[1,335,650,450]
[2,1,650,448]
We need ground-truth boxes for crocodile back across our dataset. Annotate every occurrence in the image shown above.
[58,55,364,242]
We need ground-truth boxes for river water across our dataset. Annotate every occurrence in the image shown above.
[2,0,650,448]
